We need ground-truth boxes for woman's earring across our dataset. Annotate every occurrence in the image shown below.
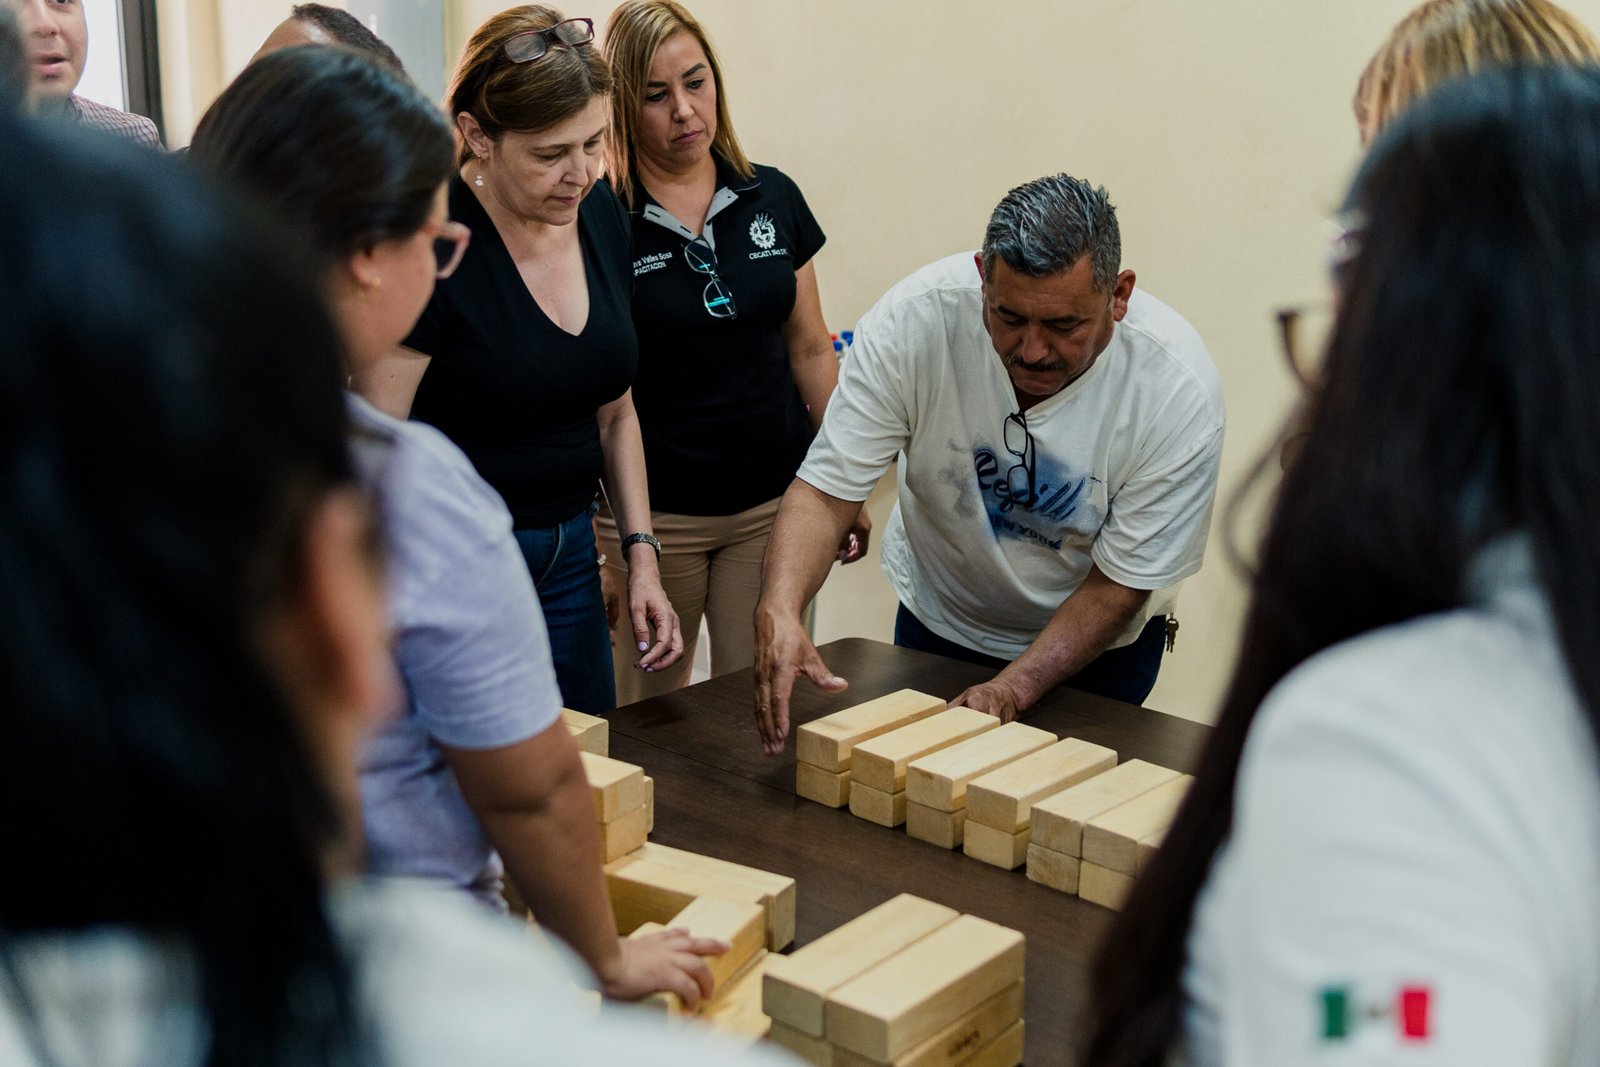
[474,173,485,188]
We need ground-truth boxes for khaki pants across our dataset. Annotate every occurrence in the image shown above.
[595,497,781,705]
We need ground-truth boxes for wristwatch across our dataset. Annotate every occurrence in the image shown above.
[619,532,662,563]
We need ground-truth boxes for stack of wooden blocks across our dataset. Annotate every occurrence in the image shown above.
[904,722,1057,850]
[562,707,609,755]
[848,707,1000,828]
[605,842,798,1045]
[764,893,1025,1066]
[581,749,655,863]
[1026,760,1192,910]
[795,690,948,809]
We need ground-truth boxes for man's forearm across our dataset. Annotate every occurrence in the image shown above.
[995,566,1150,708]
[757,478,861,616]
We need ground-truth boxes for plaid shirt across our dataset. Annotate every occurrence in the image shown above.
[67,94,162,149]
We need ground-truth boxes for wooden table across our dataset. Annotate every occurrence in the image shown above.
[607,638,1210,1065]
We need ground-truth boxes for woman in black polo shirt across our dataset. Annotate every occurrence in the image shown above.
[406,6,681,713]
[599,0,867,704]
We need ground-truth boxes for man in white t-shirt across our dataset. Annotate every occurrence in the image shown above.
[753,174,1224,752]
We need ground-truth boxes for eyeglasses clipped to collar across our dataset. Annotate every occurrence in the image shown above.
[503,17,595,64]
[683,236,737,319]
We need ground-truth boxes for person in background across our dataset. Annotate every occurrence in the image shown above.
[1086,66,1600,1067]
[0,4,26,111]
[190,45,722,1008]
[9,0,159,145]
[252,2,405,70]
[753,174,1224,753]
[406,4,681,713]
[596,0,865,705]
[1354,0,1599,143]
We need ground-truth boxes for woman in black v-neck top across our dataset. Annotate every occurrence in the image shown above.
[406,8,682,714]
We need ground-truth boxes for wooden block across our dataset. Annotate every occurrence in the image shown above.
[769,1020,835,1065]
[1136,827,1166,873]
[1082,775,1193,875]
[964,1019,1024,1067]
[561,708,609,755]
[904,723,1056,812]
[630,842,797,951]
[700,949,772,1044]
[599,804,648,862]
[664,896,766,998]
[643,775,654,832]
[797,689,948,772]
[851,707,1002,794]
[579,751,646,823]
[1029,759,1181,856]
[1025,844,1080,894]
[763,894,959,1037]
[1079,861,1135,911]
[798,761,852,808]
[604,857,767,936]
[905,803,966,849]
[965,737,1117,832]
[962,820,1029,870]
[832,982,1023,1067]
[628,921,667,938]
[849,783,907,827]
[823,914,1025,1062]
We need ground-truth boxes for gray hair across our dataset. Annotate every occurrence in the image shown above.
[981,173,1121,293]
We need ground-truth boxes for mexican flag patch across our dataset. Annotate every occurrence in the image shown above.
[1318,984,1431,1043]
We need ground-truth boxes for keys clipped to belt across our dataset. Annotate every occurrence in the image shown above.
[1165,616,1180,652]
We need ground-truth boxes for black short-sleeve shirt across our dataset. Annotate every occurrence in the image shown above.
[407,178,638,528]
[624,159,826,515]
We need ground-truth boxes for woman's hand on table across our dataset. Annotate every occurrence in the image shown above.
[599,928,724,1010]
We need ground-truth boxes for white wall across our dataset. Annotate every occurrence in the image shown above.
[173,0,1600,721]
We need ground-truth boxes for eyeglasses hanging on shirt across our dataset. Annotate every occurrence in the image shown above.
[1001,411,1038,508]
[683,236,738,319]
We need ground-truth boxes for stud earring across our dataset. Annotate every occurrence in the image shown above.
[474,173,485,188]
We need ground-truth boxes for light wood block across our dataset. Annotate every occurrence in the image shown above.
[1136,827,1166,873]
[628,921,667,938]
[643,775,654,832]
[904,723,1056,813]
[763,894,959,1037]
[1081,775,1193,875]
[797,689,948,773]
[599,803,648,862]
[561,708,609,755]
[962,821,1029,870]
[604,857,767,936]
[851,708,1001,794]
[849,783,907,827]
[965,737,1117,832]
[823,914,1025,1062]
[832,982,1023,1067]
[664,896,766,998]
[579,751,647,823]
[798,761,852,808]
[630,842,797,950]
[769,1020,835,1065]
[965,1019,1025,1067]
[905,802,967,849]
[700,949,773,1044]
[1025,844,1081,894]
[1029,759,1181,856]
[1079,861,1135,911]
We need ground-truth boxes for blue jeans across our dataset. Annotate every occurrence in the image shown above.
[514,508,616,714]
[893,604,1167,706]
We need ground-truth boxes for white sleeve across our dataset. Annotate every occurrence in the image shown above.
[1208,662,1558,1066]
[1091,396,1222,590]
[795,295,916,502]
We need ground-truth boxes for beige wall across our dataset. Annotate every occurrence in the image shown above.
[174,1,1600,722]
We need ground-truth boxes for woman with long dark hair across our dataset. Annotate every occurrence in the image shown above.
[190,45,721,1008]
[1086,66,1600,1066]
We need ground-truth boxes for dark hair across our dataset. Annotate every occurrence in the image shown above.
[0,117,364,1064]
[0,5,26,114]
[448,4,612,168]
[190,46,453,275]
[291,3,405,72]
[982,173,1121,293]
[1085,64,1600,1065]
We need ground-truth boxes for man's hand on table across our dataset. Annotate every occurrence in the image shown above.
[754,606,847,755]
[950,675,1033,723]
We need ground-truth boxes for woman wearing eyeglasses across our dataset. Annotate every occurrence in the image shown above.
[598,0,865,704]
[192,45,720,1010]
[405,5,682,714]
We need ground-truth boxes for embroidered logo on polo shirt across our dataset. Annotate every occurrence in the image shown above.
[749,213,777,250]
[1318,984,1432,1044]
